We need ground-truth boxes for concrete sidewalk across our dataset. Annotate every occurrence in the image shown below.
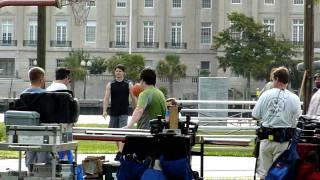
[0,115,257,179]
[0,154,256,179]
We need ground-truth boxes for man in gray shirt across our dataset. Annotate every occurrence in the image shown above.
[252,66,301,179]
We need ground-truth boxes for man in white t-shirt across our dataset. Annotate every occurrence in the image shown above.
[46,67,73,163]
[47,68,71,91]
[252,66,301,179]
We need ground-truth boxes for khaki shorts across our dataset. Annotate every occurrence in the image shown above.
[257,139,289,178]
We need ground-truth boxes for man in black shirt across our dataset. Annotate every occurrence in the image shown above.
[102,64,136,160]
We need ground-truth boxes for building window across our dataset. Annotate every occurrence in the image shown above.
[86,0,96,7]
[264,0,274,5]
[202,0,211,8]
[56,58,65,68]
[172,0,182,8]
[29,58,37,69]
[117,0,126,7]
[201,61,210,70]
[292,19,304,42]
[56,21,67,42]
[85,21,96,43]
[115,21,126,44]
[144,60,153,68]
[0,58,14,77]
[143,21,154,43]
[2,19,13,41]
[145,0,153,8]
[230,23,241,40]
[293,0,303,5]
[263,19,275,36]
[171,22,182,44]
[29,20,37,41]
[200,22,212,44]
[231,0,241,4]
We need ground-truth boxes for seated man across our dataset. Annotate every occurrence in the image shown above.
[21,67,52,171]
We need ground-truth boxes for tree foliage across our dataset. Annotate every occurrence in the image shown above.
[156,54,187,97]
[63,49,88,93]
[88,56,107,74]
[213,12,297,90]
[105,52,145,81]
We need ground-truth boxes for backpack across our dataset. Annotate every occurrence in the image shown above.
[265,129,301,180]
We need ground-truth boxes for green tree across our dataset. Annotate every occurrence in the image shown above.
[156,54,187,97]
[158,86,168,98]
[106,52,145,81]
[63,49,88,93]
[88,56,107,74]
[213,12,296,98]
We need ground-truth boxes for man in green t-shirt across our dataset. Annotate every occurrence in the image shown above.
[125,68,166,129]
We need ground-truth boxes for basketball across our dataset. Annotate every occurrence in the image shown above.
[132,83,143,97]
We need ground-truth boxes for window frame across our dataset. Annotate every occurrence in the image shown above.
[86,0,96,7]
[171,22,182,44]
[56,21,67,42]
[231,0,241,4]
[293,0,303,5]
[143,21,154,43]
[202,0,212,9]
[229,22,242,40]
[2,19,13,41]
[85,21,96,43]
[200,61,210,70]
[56,58,65,68]
[115,21,127,44]
[264,0,275,5]
[172,0,182,8]
[117,0,127,8]
[263,19,275,36]
[28,58,37,69]
[28,20,37,41]
[292,19,304,42]
[200,22,212,45]
[144,0,154,8]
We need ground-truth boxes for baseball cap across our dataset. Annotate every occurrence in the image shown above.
[314,73,320,79]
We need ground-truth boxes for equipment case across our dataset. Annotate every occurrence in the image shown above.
[4,110,40,126]
[6,125,67,144]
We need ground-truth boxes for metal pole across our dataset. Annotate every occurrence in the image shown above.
[37,7,46,70]
[304,0,314,114]
[197,68,200,99]
[83,71,87,99]
[129,0,132,54]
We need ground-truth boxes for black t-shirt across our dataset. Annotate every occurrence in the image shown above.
[110,80,129,116]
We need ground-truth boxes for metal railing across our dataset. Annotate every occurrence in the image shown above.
[109,41,129,48]
[165,42,187,49]
[23,40,37,47]
[50,40,72,47]
[288,41,320,48]
[0,40,17,46]
[177,100,258,151]
[137,42,159,48]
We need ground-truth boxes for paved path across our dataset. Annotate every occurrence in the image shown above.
[0,154,256,179]
[0,114,257,178]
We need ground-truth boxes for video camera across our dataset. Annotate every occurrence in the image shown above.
[150,115,198,136]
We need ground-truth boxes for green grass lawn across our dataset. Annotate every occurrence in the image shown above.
[0,123,255,158]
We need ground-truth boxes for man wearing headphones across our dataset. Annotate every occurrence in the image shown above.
[252,66,301,179]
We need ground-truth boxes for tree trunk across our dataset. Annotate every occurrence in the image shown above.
[169,76,174,97]
[71,81,75,97]
[245,73,251,100]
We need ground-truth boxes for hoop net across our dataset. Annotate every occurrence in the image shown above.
[68,0,91,26]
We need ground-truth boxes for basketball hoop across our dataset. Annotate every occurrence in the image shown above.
[60,0,91,26]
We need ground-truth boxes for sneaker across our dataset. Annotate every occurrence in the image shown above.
[114,151,122,161]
